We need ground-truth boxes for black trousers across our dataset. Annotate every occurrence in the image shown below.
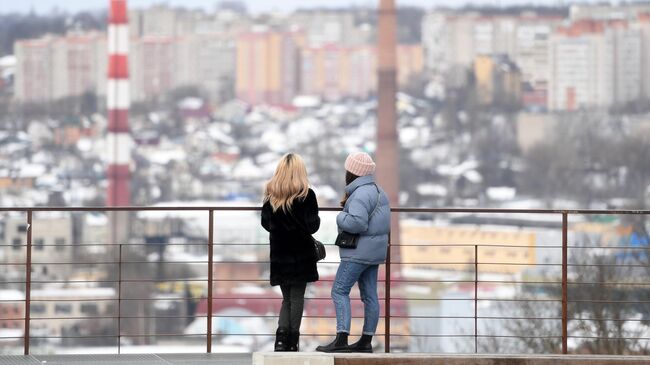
[278,283,307,332]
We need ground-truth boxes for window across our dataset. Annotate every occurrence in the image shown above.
[55,304,72,314]
[80,303,98,315]
[31,304,46,314]
[12,238,21,250]
[35,239,44,251]
[55,238,66,252]
[17,225,27,233]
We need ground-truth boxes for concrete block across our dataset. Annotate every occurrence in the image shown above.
[253,352,334,365]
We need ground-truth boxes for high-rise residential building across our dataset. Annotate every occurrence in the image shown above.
[130,36,176,101]
[289,11,359,47]
[129,5,200,38]
[515,22,552,87]
[14,31,236,104]
[421,11,448,75]
[422,11,562,88]
[300,45,374,101]
[236,29,299,106]
[637,13,650,101]
[570,4,650,22]
[548,20,642,111]
[15,33,107,103]
[298,44,422,101]
[397,44,424,87]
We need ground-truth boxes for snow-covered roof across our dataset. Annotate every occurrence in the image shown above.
[0,55,16,68]
[0,290,24,301]
[32,287,116,299]
[487,186,517,201]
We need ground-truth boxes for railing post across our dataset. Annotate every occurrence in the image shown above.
[207,210,214,353]
[562,212,568,354]
[23,210,32,355]
[384,231,391,353]
[474,244,478,354]
[118,244,123,354]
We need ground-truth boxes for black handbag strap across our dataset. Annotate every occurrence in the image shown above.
[368,184,382,220]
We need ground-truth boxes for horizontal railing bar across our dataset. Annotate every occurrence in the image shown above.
[0,297,565,303]
[569,299,650,304]
[567,263,650,268]
[393,244,563,248]
[479,280,561,285]
[479,316,562,320]
[30,261,209,265]
[29,333,649,340]
[568,281,650,286]
[3,262,646,269]
[30,315,211,320]
[568,318,650,323]
[27,297,208,302]
[567,246,650,250]
[478,298,561,302]
[17,315,645,322]
[10,243,650,250]
[3,206,649,214]
[16,243,210,247]
[568,336,650,340]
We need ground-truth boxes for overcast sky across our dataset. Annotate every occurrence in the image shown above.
[0,0,623,15]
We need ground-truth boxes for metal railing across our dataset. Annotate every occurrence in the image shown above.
[0,206,649,355]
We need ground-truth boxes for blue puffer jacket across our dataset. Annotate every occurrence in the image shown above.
[336,175,391,265]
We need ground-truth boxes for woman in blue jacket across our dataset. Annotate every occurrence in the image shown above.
[316,152,390,353]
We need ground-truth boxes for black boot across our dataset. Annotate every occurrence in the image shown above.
[288,331,300,352]
[348,334,373,353]
[274,327,290,352]
[315,332,350,353]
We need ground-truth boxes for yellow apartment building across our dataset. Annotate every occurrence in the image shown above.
[401,223,537,274]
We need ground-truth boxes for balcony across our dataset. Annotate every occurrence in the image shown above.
[0,206,649,363]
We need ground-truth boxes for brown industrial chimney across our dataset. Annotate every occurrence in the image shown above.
[376,0,400,263]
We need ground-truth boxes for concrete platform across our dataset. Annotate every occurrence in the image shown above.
[0,353,252,365]
[253,353,650,365]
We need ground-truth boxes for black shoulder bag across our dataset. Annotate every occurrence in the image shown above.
[335,185,381,249]
[288,211,327,261]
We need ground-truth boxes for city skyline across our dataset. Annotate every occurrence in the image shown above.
[0,0,625,14]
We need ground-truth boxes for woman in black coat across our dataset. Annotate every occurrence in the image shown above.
[261,153,320,351]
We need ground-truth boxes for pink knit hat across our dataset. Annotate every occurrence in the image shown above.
[344,152,376,176]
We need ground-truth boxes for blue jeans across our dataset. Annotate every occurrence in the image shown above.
[331,261,379,335]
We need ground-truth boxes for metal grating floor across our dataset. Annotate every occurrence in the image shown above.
[0,354,252,365]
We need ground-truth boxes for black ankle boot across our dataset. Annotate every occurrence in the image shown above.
[288,331,300,352]
[348,334,373,353]
[274,327,289,352]
[315,332,350,353]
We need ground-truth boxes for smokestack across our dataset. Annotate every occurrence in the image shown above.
[107,0,131,206]
[376,0,400,261]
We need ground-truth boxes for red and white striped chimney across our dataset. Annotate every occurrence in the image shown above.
[107,0,131,206]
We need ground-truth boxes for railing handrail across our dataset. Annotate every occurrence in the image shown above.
[0,206,648,214]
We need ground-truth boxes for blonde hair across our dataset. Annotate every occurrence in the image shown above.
[264,153,310,212]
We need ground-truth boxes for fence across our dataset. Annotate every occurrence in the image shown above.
[0,206,648,355]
